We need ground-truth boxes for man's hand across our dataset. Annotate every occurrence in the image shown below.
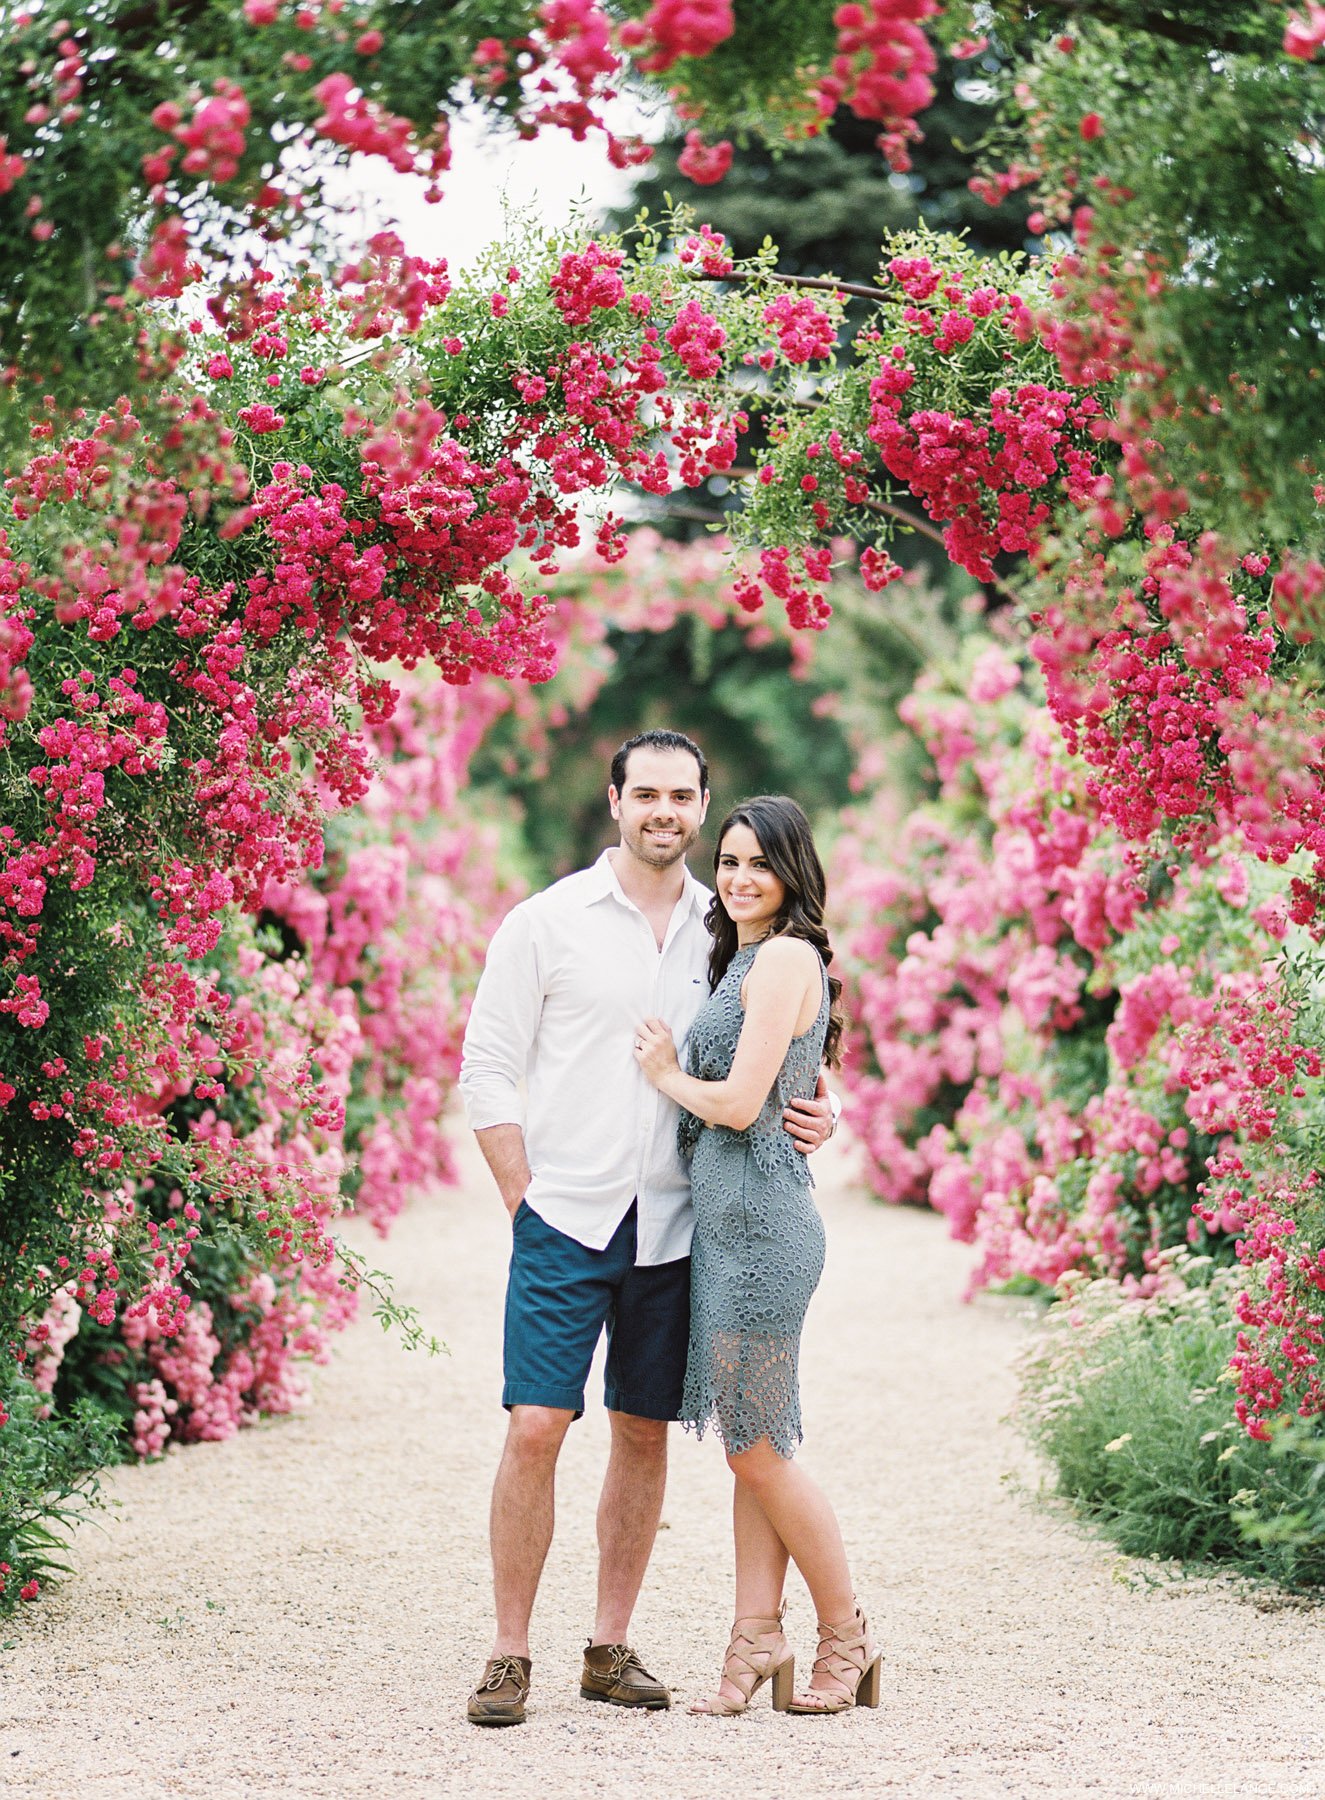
[782,1073,837,1156]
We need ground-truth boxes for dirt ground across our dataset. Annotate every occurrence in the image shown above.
[4,1129,1323,1800]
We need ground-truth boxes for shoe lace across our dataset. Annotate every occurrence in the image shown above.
[608,1644,644,1679]
[481,1655,526,1692]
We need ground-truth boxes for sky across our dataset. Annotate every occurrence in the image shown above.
[321,107,644,274]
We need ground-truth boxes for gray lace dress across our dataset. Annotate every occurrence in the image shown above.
[678,941,829,1459]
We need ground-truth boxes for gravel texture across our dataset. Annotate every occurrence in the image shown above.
[3,1129,1324,1800]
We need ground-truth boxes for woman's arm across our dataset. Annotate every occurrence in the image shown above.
[635,937,822,1130]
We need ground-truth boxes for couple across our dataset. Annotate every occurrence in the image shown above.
[458,729,876,1725]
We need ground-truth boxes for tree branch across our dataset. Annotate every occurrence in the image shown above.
[693,269,892,304]
[859,496,952,554]
[727,467,945,553]
[102,0,226,48]
[724,468,1024,608]
[1032,1,1280,57]
[640,500,729,525]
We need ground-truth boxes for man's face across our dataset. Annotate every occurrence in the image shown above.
[609,746,709,871]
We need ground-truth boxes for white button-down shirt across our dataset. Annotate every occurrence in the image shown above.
[459,850,713,1265]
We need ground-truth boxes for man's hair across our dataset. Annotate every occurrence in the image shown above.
[610,729,709,797]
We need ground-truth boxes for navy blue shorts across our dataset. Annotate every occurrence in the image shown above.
[503,1201,690,1421]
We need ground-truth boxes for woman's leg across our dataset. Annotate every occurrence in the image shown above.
[726,1441,855,1642]
[732,1475,790,1618]
[703,1476,792,1708]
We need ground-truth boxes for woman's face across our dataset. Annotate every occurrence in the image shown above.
[716,823,786,937]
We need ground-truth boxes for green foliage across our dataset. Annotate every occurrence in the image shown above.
[727,227,1103,566]
[1236,1421,1325,1565]
[0,1362,118,1617]
[1016,1257,1325,1587]
[966,3,1325,550]
[473,610,857,880]
[616,0,839,142]
[465,544,965,884]
[972,1,1284,61]
[0,0,530,409]
[607,61,1032,288]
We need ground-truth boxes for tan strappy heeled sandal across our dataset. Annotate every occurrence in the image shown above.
[786,1604,881,1715]
[689,1603,796,1716]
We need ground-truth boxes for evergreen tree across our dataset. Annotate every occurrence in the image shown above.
[606,55,1031,284]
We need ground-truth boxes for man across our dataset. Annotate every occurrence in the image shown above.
[458,729,835,1726]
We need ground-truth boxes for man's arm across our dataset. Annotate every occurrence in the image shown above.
[783,1070,839,1156]
[474,1123,532,1220]
[459,907,543,1215]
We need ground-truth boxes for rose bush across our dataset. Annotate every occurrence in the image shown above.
[835,640,1325,1459]
[0,207,827,1608]
[0,1,945,417]
[3,1,1323,1606]
[27,677,515,1453]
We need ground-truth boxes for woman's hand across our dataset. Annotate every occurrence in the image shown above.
[634,1017,679,1085]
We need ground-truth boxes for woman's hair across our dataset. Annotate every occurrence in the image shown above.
[705,795,844,1068]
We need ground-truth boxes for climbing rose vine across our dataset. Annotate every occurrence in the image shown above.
[834,643,1325,1440]
[4,0,1324,1607]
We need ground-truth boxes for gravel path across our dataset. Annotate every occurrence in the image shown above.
[4,1129,1323,1800]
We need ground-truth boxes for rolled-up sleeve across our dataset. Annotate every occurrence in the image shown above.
[459,905,544,1131]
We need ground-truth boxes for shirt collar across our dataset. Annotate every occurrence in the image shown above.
[586,848,709,919]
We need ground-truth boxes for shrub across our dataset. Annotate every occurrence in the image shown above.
[1015,1257,1325,1588]
[0,1361,119,1613]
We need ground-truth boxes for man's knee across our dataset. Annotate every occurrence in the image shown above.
[607,1409,670,1460]
[505,1404,574,1463]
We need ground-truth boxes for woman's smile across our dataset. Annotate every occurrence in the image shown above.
[715,822,787,941]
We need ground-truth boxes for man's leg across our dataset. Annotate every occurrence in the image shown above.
[591,1239,690,1653]
[491,1404,574,1657]
[592,1409,669,1647]
[476,1201,623,1712]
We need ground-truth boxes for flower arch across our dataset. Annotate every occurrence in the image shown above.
[4,0,1325,1608]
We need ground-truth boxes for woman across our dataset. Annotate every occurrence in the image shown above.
[633,795,877,1718]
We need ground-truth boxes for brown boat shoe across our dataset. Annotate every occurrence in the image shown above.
[580,1641,672,1710]
[467,1653,532,1726]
